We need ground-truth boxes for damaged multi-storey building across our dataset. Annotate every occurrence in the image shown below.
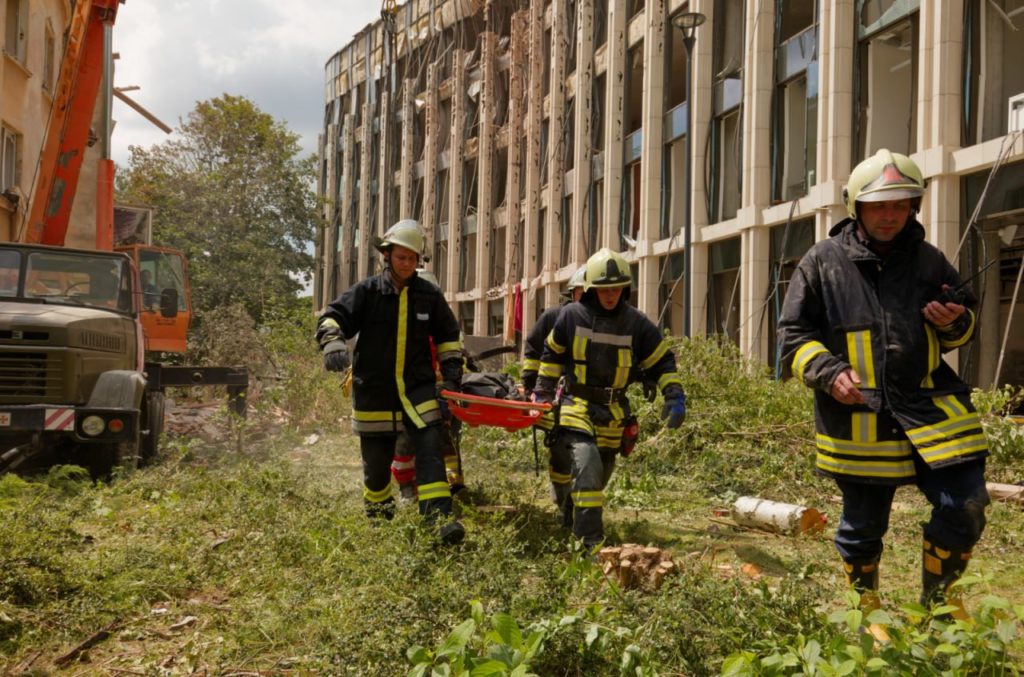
[314,0,1024,388]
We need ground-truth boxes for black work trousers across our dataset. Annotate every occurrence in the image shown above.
[360,420,452,521]
[835,457,989,563]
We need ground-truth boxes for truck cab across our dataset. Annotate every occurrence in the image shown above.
[0,243,163,476]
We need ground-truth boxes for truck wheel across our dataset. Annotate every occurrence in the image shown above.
[91,432,140,480]
[140,391,165,466]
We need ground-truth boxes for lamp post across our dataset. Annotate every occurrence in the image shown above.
[671,11,704,337]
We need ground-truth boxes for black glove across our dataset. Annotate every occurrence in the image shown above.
[322,339,350,372]
[437,379,460,396]
[522,371,538,394]
[642,378,657,403]
[532,388,554,405]
[660,392,686,430]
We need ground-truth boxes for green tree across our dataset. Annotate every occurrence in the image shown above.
[116,94,319,323]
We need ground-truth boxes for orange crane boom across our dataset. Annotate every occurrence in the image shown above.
[23,0,121,248]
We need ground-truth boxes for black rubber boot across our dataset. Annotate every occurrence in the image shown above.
[921,537,971,620]
[365,497,395,520]
[438,520,466,546]
[844,558,889,643]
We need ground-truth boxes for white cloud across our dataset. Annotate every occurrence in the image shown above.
[110,0,380,167]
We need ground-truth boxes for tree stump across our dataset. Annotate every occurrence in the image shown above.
[598,543,678,590]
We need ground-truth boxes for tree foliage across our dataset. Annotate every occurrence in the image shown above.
[116,94,319,323]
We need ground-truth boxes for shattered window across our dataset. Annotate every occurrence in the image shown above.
[707,237,741,345]
[854,10,917,160]
[658,253,685,335]
[767,218,815,373]
[772,1,818,202]
[710,0,744,223]
[592,73,606,152]
[625,42,644,135]
[962,0,1024,144]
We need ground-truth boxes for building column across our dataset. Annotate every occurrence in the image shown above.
[447,50,467,298]
[377,91,392,236]
[602,0,627,252]
[636,0,666,318]
[357,103,373,281]
[820,0,855,192]
[422,65,440,272]
[506,10,528,291]
[475,25,497,333]
[338,115,355,290]
[545,0,569,311]
[522,0,546,334]
[400,78,415,219]
[572,0,595,264]
[320,123,337,306]
[689,0,714,336]
[737,1,774,357]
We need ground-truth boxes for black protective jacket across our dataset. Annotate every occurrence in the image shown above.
[522,304,562,393]
[537,293,683,446]
[778,218,988,483]
[317,271,463,434]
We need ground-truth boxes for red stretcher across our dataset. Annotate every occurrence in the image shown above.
[440,390,551,431]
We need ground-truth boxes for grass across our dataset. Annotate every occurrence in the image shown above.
[1,337,1022,675]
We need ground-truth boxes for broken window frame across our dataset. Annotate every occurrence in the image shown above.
[560,193,573,266]
[459,301,475,336]
[771,2,819,203]
[709,0,744,224]
[767,218,815,374]
[706,237,742,345]
[853,8,919,162]
[488,299,504,336]
[594,0,608,49]
[961,0,1024,146]
[658,252,686,334]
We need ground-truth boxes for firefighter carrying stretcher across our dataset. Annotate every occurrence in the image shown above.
[532,248,687,552]
[316,220,467,545]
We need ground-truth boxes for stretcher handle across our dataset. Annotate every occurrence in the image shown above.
[439,390,552,412]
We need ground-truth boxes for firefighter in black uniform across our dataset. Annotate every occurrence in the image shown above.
[316,220,466,544]
[522,266,585,526]
[779,149,989,627]
[533,248,686,551]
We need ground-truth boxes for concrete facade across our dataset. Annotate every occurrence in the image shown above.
[316,0,1024,387]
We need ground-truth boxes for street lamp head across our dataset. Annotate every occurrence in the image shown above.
[671,11,706,38]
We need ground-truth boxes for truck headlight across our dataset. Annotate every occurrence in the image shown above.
[81,415,106,436]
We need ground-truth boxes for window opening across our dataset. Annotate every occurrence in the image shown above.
[962,0,1024,145]
[767,218,815,373]
[772,2,818,202]
[710,0,744,223]
[855,14,918,160]
[707,237,741,344]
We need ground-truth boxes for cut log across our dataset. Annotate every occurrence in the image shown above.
[987,482,1024,505]
[731,496,826,535]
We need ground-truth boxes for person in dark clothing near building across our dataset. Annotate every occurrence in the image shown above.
[316,220,467,545]
[533,248,686,551]
[779,149,990,634]
[522,266,585,526]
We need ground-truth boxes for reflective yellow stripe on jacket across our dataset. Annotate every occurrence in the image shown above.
[815,433,916,480]
[351,409,403,433]
[906,395,988,464]
[938,309,975,349]
[792,340,829,382]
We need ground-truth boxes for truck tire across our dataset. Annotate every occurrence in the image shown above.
[91,431,140,480]
[140,391,165,466]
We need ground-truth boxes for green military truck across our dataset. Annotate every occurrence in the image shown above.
[0,242,165,476]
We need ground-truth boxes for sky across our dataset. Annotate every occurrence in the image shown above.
[110,0,382,167]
